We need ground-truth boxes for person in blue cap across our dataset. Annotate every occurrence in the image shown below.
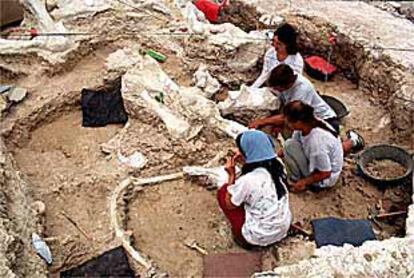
[217,130,292,248]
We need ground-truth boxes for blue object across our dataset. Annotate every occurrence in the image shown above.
[311,217,376,248]
[239,130,276,163]
[0,85,12,94]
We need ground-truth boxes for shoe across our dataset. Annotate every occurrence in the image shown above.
[346,130,365,153]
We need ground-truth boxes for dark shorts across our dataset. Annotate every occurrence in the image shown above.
[325,117,340,134]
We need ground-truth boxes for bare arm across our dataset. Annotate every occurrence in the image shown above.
[223,153,241,210]
[290,170,331,192]
[249,114,285,129]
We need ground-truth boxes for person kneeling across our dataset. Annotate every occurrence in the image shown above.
[280,101,344,192]
[217,130,292,249]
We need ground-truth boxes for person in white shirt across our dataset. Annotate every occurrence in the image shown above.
[249,64,339,132]
[251,23,304,89]
[217,130,292,248]
[279,101,345,192]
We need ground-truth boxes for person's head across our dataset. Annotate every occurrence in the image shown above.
[235,130,287,199]
[235,130,276,164]
[267,64,297,92]
[282,100,315,132]
[283,100,338,137]
[273,23,299,55]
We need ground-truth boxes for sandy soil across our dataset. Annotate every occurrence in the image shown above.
[218,0,268,32]
[1,1,412,276]
[12,111,125,274]
[6,49,411,277]
[128,180,240,277]
[365,159,408,180]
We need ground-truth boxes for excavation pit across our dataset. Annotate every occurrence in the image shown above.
[1,0,413,276]
[4,42,413,277]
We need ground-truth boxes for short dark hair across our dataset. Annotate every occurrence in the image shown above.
[283,100,314,123]
[283,100,338,137]
[275,23,298,55]
[267,64,296,88]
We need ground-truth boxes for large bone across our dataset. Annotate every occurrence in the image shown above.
[110,173,184,268]
[0,0,76,61]
[122,56,247,139]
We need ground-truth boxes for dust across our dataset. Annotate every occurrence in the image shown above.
[365,159,407,180]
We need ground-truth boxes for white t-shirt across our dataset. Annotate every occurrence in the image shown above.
[279,75,337,120]
[251,47,304,89]
[227,168,292,246]
[293,127,344,188]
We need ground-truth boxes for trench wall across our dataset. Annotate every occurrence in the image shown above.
[0,139,47,277]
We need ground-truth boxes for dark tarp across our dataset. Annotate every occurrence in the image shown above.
[61,246,134,277]
[81,78,128,127]
[311,217,376,248]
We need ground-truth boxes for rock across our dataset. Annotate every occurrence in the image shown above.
[0,96,8,116]
[0,85,11,94]
[193,64,221,99]
[105,48,142,73]
[7,87,27,103]
[0,153,5,165]
[32,201,46,216]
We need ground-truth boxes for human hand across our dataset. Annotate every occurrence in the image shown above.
[224,156,236,176]
[289,179,307,192]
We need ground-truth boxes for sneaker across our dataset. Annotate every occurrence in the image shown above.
[346,130,365,153]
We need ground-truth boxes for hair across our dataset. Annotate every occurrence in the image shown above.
[267,64,296,88]
[236,134,287,200]
[275,23,299,55]
[283,100,338,137]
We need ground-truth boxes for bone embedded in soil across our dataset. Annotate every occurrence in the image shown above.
[12,110,125,273]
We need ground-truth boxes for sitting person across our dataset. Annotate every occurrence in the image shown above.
[249,64,364,153]
[280,101,344,192]
[251,23,304,89]
[217,130,292,248]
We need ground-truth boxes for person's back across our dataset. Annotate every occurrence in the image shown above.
[294,127,343,188]
[228,167,291,245]
[281,74,336,121]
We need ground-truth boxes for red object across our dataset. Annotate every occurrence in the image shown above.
[194,0,221,23]
[328,32,337,45]
[305,56,337,75]
[217,183,249,245]
[29,27,38,39]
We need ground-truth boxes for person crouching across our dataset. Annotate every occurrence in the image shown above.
[217,130,292,249]
[280,101,344,192]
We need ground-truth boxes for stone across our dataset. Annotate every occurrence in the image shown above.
[0,96,7,115]
[6,87,27,103]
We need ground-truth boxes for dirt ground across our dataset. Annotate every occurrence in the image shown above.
[218,0,270,32]
[5,42,412,278]
[1,1,413,277]
[11,111,124,274]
